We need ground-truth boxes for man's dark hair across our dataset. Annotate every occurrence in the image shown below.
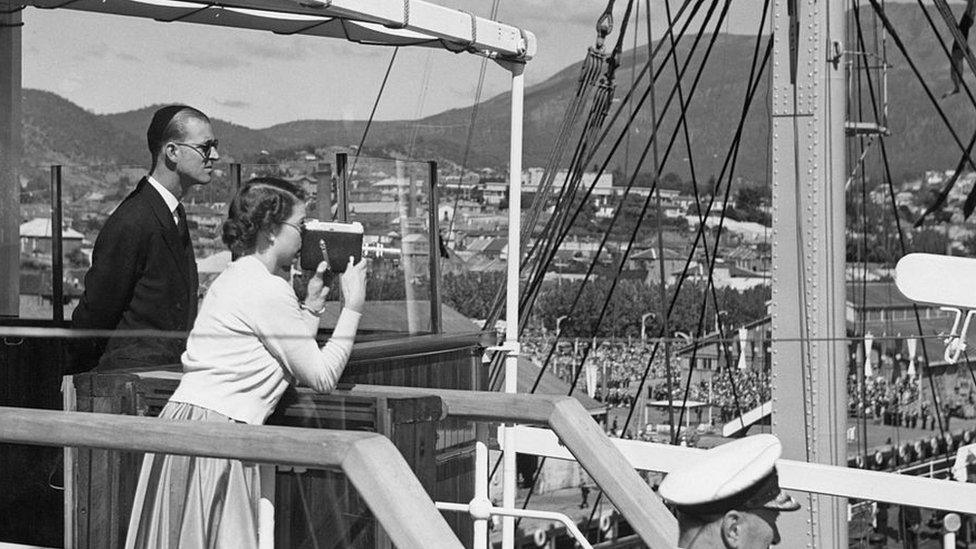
[146,105,211,168]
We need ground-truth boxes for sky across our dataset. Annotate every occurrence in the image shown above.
[21,0,775,128]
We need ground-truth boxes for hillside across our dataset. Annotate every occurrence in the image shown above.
[22,89,145,167]
[18,2,976,184]
[103,105,282,161]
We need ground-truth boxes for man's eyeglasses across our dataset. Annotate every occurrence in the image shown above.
[174,139,219,158]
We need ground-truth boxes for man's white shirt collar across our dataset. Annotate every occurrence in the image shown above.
[146,175,180,225]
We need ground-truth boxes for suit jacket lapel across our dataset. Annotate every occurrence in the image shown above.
[139,178,192,285]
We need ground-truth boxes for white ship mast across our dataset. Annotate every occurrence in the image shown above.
[769,0,849,544]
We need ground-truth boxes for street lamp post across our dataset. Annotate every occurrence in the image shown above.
[641,312,656,342]
[555,315,568,339]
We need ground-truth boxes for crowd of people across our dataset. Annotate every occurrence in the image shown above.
[521,334,772,425]
[845,372,976,430]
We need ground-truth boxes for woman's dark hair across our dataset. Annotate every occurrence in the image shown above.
[222,177,307,259]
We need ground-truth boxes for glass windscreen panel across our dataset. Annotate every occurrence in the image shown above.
[15,157,440,343]
[342,156,438,337]
[17,165,56,320]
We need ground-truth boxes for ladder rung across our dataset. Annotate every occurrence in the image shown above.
[845,121,889,136]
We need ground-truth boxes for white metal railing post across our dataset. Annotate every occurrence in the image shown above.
[944,513,961,548]
[473,441,489,549]
[258,465,276,549]
[502,60,525,549]
[436,502,593,549]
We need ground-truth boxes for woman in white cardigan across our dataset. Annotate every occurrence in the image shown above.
[126,177,367,549]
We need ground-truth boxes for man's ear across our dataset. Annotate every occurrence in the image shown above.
[163,143,180,166]
[721,510,742,548]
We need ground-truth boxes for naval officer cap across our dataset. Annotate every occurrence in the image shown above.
[658,434,800,516]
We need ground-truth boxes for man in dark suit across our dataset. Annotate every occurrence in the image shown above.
[71,105,219,371]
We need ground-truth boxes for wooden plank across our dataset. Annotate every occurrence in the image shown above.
[88,397,117,548]
[342,436,461,549]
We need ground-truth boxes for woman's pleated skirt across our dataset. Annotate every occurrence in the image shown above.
[124,401,260,549]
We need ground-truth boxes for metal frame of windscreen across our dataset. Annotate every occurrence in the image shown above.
[335,152,443,334]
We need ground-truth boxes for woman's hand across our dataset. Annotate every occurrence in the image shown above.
[303,241,331,314]
[340,256,367,314]
[302,260,331,314]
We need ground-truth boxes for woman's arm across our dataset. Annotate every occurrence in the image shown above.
[250,258,367,393]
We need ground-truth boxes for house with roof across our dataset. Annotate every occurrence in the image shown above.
[685,260,770,290]
[627,247,691,284]
[19,218,84,256]
[725,245,771,273]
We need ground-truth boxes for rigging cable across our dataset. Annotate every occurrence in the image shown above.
[480,0,707,347]
[445,0,501,241]
[912,0,976,220]
[853,0,872,462]
[349,47,399,178]
[486,0,711,391]
[512,0,743,511]
[853,3,951,458]
[508,0,714,340]
[495,0,723,394]
[646,0,677,442]
[660,0,769,436]
[586,17,775,531]
[479,0,616,342]
[519,3,749,514]
[865,0,976,224]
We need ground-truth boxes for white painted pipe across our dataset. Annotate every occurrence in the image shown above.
[473,441,488,549]
[436,502,592,549]
[258,465,276,549]
[502,62,525,549]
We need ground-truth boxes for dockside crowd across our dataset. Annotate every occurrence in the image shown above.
[521,335,771,424]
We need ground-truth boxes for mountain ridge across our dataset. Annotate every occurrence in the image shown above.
[18,3,976,185]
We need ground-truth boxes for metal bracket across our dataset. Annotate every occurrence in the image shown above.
[828,40,844,69]
[940,307,976,363]
[485,341,520,357]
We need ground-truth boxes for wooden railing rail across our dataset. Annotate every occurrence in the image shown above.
[337,384,679,548]
[0,406,462,549]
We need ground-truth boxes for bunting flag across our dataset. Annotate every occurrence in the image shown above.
[584,360,597,399]
[737,327,749,370]
[907,337,918,378]
[864,333,874,378]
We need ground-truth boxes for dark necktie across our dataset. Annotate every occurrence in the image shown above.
[176,203,190,247]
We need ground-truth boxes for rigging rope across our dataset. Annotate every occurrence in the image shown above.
[865,0,976,224]
[517,0,744,512]
[517,0,774,518]
[491,0,718,392]
[585,17,775,530]
[349,47,399,179]
[480,0,705,346]
[854,3,951,459]
[660,0,769,436]
[445,0,500,240]
[486,0,710,392]
[853,0,873,461]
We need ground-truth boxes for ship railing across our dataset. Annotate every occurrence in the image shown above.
[500,424,976,515]
[339,384,679,547]
[0,405,463,549]
[340,384,976,547]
